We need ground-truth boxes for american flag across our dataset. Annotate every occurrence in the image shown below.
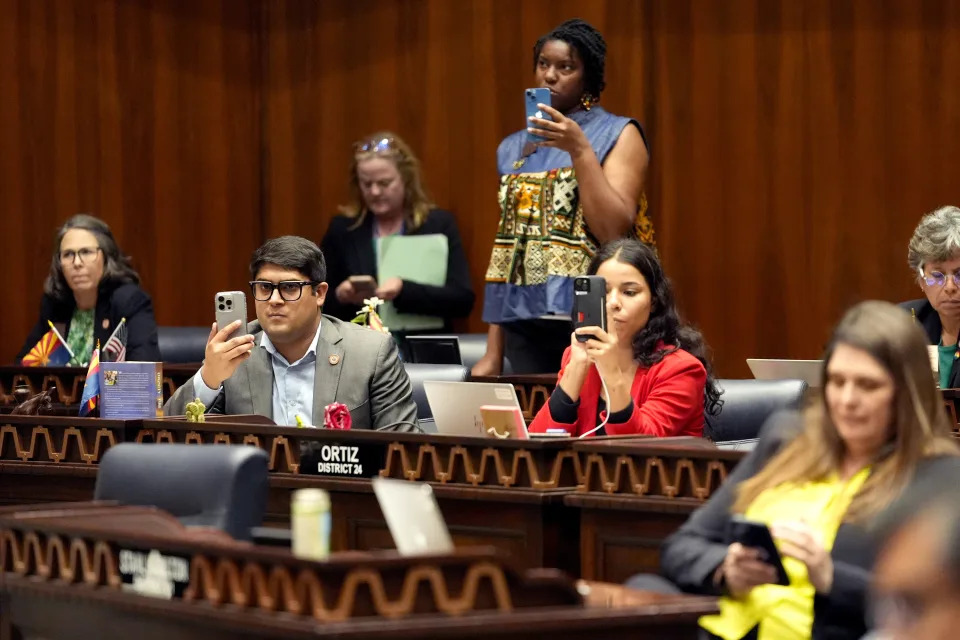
[103,318,127,362]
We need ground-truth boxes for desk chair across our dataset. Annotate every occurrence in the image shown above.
[157,326,210,363]
[706,378,807,443]
[94,443,269,541]
[402,363,469,431]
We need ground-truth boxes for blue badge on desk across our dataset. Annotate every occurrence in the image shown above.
[299,440,387,478]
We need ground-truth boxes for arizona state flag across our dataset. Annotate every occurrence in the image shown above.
[78,343,101,417]
[21,324,72,367]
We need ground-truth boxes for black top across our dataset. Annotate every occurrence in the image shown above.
[899,298,960,387]
[660,410,960,640]
[16,280,161,363]
[319,208,475,329]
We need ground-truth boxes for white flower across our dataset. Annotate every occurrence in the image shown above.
[363,296,384,310]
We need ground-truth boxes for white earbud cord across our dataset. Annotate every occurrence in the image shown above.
[578,369,611,439]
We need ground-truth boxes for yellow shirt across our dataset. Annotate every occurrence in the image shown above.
[699,467,871,640]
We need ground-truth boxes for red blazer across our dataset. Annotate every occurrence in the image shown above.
[528,346,707,438]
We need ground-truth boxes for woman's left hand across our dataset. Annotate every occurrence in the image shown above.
[528,104,590,157]
[772,521,834,594]
[375,277,403,301]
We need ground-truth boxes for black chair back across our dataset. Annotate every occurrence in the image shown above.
[706,378,807,442]
[402,363,469,422]
[94,443,269,541]
[157,326,210,363]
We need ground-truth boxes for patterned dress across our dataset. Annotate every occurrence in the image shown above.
[482,106,655,326]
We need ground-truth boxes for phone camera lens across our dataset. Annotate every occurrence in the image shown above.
[217,296,224,302]
[226,300,232,307]
[218,304,225,311]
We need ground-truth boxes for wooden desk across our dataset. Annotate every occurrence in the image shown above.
[0,503,717,639]
[0,363,198,408]
[0,414,743,582]
[566,438,745,583]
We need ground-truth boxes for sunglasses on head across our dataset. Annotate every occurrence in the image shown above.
[354,137,395,153]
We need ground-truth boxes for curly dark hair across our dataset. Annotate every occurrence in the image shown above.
[44,214,140,303]
[587,239,723,416]
[533,18,607,99]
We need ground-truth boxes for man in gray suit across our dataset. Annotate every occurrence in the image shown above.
[165,236,417,430]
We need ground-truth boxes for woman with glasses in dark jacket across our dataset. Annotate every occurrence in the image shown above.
[16,214,160,365]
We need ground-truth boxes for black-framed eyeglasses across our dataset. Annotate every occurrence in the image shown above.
[354,136,395,153]
[59,247,101,264]
[249,280,319,302]
[918,266,960,288]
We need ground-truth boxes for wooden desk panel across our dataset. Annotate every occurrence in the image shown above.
[0,503,716,640]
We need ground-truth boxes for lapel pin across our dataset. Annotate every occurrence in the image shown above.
[329,354,340,365]
[102,319,110,330]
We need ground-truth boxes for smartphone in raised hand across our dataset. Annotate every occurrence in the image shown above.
[573,276,607,343]
[214,291,248,340]
[525,87,552,143]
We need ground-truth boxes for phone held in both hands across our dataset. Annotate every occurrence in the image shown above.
[215,291,249,340]
[726,515,791,586]
[525,87,552,143]
[573,276,607,343]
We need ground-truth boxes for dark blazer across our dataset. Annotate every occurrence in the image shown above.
[660,410,960,640]
[320,208,475,328]
[163,315,418,431]
[899,298,960,387]
[16,281,161,363]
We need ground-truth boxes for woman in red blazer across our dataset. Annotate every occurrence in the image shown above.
[529,239,722,438]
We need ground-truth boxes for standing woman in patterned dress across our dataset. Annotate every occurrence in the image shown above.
[472,18,655,376]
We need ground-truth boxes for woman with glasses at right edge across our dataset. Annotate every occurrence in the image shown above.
[902,205,960,389]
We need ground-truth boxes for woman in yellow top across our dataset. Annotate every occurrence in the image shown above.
[660,300,960,640]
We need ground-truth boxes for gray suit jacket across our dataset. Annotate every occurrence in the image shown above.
[164,315,417,430]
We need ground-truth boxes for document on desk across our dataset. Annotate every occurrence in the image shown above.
[376,234,448,331]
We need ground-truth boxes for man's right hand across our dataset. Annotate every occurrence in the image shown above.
[335,280,367,305]
[199,321,255,389]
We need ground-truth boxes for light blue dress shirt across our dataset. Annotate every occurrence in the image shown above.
[193,321,323,426]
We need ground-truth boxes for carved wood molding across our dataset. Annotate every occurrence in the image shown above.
[133,429,300,473]
[577,453,734,499]
[185,555,513,620]
[0,423,118,463]
[0,529,121,587]
[380,443,582,489]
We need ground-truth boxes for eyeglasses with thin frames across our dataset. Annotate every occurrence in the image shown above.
[918,266,960,288]
[59,247,101,264]
[249,280,319,302]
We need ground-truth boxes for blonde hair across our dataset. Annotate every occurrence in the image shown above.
[339,131,435,232]
[733,301,959,523]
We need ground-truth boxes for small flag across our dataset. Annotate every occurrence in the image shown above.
[21,322,73,367]
[79,342,101,417]
[103,317,128,363]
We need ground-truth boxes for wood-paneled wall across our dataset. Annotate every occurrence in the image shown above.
[3,0,959,376]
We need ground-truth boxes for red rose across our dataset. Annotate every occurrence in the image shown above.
[323,402,352,430]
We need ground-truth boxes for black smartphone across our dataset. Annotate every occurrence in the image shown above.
[726,515,790,586]
[573,276,607,343]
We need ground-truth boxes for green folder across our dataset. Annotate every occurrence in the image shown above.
[376,234,449,331]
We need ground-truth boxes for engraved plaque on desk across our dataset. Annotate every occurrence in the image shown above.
[299,440,388,478]
[118,547,191,599]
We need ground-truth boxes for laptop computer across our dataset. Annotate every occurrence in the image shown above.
[422,381,526,438]
[371,477,454,556]
[746,359,823,387]
[407,335,462,365]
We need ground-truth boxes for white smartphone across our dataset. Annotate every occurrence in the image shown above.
[214,291,248,339]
